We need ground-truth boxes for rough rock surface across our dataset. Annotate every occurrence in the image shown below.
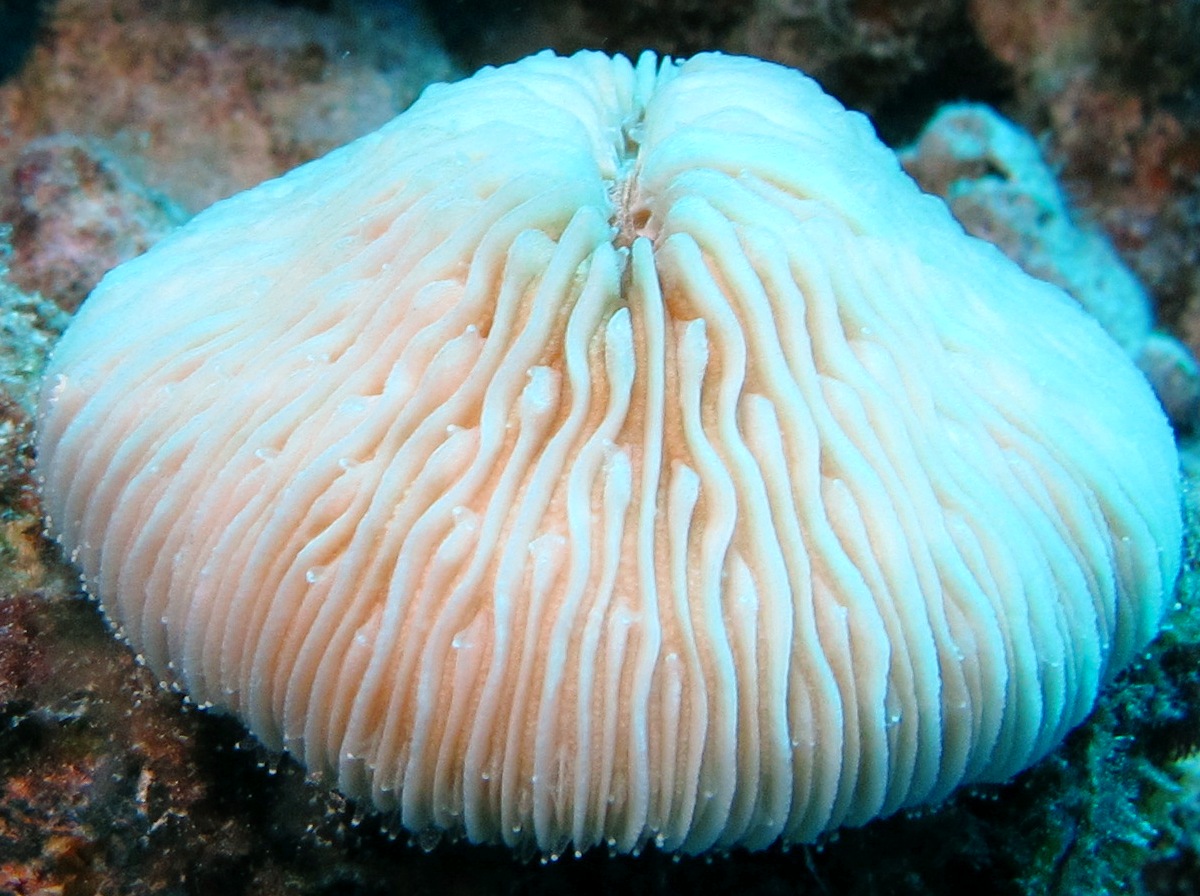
[0,0,459,213]
[2,135,188,312]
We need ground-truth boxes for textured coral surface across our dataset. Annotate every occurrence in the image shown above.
[1,1,1199,894]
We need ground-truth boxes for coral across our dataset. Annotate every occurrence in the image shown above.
[902,98,1200,441]
[0,1,1198,892]
[36,49,1182,860]
[966,0,1200,381]
[898,101,1200,435]
[900,102,1154,356]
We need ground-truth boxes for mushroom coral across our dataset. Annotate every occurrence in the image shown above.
[34,50,1182,856]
